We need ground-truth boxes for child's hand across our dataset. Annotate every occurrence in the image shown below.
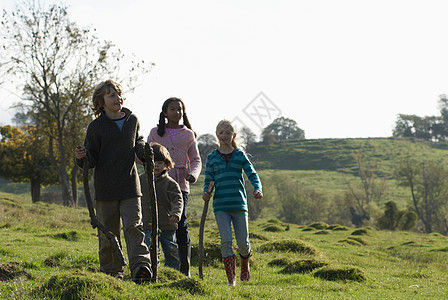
[170,215,180,224]
[253,190,263,199]
[75,146,86,160]
[202,192,211,202]
[185,173,196,183]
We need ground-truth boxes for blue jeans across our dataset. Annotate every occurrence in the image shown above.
[144,229,179,270]
[176,191,190,246]
[214,210,251,258]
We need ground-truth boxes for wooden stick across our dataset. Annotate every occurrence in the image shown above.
[144,144,158,282]
[199,181,214,279]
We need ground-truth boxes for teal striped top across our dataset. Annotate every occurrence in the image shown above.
[203,148,262,212]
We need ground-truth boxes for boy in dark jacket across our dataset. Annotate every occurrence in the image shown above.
[75,79,151,283]
[140,142,183,270]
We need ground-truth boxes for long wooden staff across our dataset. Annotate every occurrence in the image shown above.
[80,151,126,266]
[199,181,214,279]
[144,144,158,282]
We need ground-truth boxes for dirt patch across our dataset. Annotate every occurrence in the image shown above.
[0,262,32,281]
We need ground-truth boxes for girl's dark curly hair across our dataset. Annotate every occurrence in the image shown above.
[157,97,196,137]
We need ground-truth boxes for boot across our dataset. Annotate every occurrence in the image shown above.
[178,243,191,277]
[223,255,236,286]
[240,252,251,281]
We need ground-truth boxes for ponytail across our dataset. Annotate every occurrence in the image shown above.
[183,113,197,138]
[157,111,166,137]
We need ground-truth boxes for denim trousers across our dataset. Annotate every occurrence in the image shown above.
[176,191,190,246]
[214,210,251,258]
[144,229,180,270]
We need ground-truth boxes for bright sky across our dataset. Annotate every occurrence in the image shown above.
[1,0,448,139]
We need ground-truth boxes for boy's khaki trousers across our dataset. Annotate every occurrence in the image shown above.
[96,197,151,279]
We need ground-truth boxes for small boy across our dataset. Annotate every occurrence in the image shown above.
[75,79,152,283]
[140,142,183,270]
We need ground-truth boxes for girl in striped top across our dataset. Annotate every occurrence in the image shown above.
[203,120,262,286]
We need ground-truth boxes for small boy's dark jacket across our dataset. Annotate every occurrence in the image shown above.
[140,171,183,231]
[77,107,146,201]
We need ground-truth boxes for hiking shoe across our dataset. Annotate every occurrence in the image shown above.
[133,265,152,284]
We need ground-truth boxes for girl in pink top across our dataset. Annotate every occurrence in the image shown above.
[147,97,201,276]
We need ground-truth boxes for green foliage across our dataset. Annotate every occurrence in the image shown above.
[376,201,418,231]
[263,117,305,142]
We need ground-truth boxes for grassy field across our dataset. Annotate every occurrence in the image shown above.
[1,191,448,299]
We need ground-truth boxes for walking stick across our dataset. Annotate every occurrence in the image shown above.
[144,144,158,282]
[199,181,214,279]
[80,151,126,267]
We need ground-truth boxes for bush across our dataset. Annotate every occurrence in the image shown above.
[376,201,418,231]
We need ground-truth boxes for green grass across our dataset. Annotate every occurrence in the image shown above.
[1,192,448,299]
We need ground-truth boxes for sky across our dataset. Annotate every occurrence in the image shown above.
[1,0,448,140]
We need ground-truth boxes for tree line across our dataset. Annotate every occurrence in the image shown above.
[393,95,448,141]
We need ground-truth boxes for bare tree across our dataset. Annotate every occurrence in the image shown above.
[344,150,387,227]
[0,2,153,206]
[395,156,448,234]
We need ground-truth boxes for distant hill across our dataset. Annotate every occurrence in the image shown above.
[247,137,448,177]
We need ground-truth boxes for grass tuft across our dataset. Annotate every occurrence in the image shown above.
[53,230,80,241]
[34,272,122,299]
[258,239,317,255]
[249,232,269,241]
[314,230,330,235]
[0,262,32,281]
[280,258,327,274]
[314,266,366,282]
[167,277,206,295]
[308,222,329,230]
[263,225,284,232]
[268,257,291,267]
[351,228,370,236]
[191,242,222,265]
[327,224,349,231]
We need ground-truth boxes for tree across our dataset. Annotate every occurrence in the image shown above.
[264,117,305,142]
[197,134,218,165]
[261,127,277,145]
[0,125,56,202]
[392,114,438,141]
[344,150,387,227]
[0,2,153,206]
[395,156,448,234]
[239,127,257,149]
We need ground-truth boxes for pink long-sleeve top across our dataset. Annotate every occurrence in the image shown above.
[147,126,202,193]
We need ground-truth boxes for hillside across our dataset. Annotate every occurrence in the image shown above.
[1,193,447,299]
[248,137,448,177]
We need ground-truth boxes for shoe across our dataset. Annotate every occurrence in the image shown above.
[133,265,152,284]
[240,252,251,281]
[223,255,236,286]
